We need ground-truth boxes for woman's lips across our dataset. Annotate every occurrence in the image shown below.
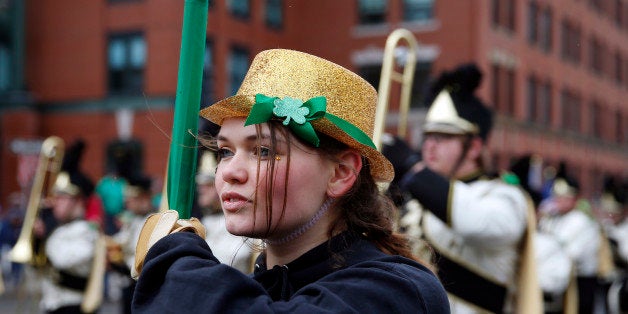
[221,192,250,212]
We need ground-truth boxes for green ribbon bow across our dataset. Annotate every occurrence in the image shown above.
[244,94,376,149]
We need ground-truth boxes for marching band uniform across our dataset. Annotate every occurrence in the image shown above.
[401,171,532,314]
[534,231,574,314]
[42,216,99,313]
[538,176,601,314]
[606,214,628,313]
[385,64,541,313]
[598,182,628,313]
[40,140,100,314]
[109,174,156,314]
[508,154,575,313]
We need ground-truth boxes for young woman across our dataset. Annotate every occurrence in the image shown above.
[132,49,449,313]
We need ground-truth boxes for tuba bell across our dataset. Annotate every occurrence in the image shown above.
[9,136,65,266]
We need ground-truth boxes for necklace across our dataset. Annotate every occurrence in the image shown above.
[264,198,334,245]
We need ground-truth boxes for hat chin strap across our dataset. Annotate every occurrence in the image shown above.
[264,198,334,246]
[447,135,473,179]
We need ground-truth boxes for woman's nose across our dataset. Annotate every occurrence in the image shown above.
[218,153,249,184]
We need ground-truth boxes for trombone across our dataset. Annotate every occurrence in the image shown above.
[373,28,419,150]
[9,136,65,265]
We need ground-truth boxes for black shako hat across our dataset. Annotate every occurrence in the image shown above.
[423,63,494,141]
[551,162,580,197]
[124,174,153,198]
[53,139,95,198]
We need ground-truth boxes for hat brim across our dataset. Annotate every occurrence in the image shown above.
[423,122,474,136]
[200,95,394,182]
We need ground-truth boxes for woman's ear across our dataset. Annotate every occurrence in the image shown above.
[327,150,362,197]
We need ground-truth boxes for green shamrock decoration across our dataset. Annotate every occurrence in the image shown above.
[273,97,310,125]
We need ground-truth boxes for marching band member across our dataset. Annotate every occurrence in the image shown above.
[509,154,575,314]
[383,64,541,313]
[596,178,628,313]
[40,141,100,314]
[131,49,449,313]
[538,173,601,313]
[107,174,156,314]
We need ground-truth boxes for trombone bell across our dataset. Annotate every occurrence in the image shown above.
[373,28,419,150]
[9,136,65,265]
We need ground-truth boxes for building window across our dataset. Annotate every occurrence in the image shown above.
[615,0,624,27]
[492,0,516,32]
[560,88,581,133]
[527,2,539,45]
[590,100,603,139]
[539,81,552,125]
[589,36,605,76]
[358,0,387,25]
[0,44,9,91]
[107,33,146,95]
[528,3,551,52]
[589,0,603,13]
[358,65,382,96]
[539,7,552,52]
[403,0,434,22]
[358,61,432,109]
[491,64,516,116]
[228,0,250,19]
[108,0,142,3]
[266,0,283,29]
[614,50,624,86]
[201,41,214,108]
[411,62,433,108]
[105,139,144,179]
[526,75,537,122]
[616,108,626,144]
[228,46,249,96]
[526,75,551,125]
[560,19,581,64]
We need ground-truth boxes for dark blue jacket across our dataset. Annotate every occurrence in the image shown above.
[133,231,450,313]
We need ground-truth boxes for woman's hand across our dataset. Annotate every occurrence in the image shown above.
[133,210,206,279]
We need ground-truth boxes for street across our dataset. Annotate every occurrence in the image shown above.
[0,281,122,314]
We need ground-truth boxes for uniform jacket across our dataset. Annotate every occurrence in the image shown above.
[538,207,600,277]
[133,231,450,313]
[41,219,99,311]
[202,213,252,273]
[114,212,152,272]
[400,168,529,313]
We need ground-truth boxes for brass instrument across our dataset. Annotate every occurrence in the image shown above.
[373,28,419,150]
[9,136,65,265]
[81,235,107,313]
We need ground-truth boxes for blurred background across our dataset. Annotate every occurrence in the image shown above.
[0,0,626,209]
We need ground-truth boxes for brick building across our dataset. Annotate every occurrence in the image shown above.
[0,0,626,207]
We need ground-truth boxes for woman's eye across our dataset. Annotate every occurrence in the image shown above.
[217,148,234,160]
[254,146,272,158]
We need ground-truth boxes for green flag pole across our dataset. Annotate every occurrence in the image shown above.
[168,0,208,219]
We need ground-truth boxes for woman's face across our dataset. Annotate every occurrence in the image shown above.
[215,118,334,240]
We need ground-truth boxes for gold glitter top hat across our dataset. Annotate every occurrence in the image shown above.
[200,49,394,182]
